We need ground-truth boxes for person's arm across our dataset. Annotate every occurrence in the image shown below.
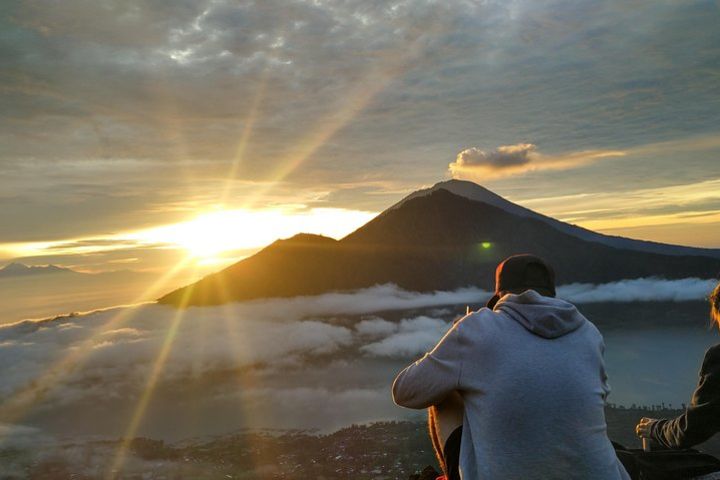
[648,345,720,448]
[392,319,466,409]
[600,340,612,405]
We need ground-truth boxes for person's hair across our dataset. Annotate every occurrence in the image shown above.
[711,282,720,328]
[427,409,447,476]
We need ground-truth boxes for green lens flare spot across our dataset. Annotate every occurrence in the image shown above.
[480,242,492,249]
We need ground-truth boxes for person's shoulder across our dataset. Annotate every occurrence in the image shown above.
[458,307,498,324]
[454,307,503,337]
[701,344,720,372]
[580,315,603,340]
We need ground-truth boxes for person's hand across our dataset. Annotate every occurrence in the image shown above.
[635,417,657,438]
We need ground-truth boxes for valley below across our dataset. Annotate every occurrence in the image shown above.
[6,407,720,480]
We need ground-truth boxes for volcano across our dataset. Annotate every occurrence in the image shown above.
[158,180,720,306]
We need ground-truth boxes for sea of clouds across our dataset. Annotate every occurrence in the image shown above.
[0,277,716,445]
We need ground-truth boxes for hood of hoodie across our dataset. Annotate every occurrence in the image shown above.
[494,290,585,339]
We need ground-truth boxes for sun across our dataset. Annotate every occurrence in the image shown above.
[128,207,376,263]
[130,210,285,261]
[168,218,231,260]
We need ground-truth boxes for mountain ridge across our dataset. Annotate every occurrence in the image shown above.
[0,263,79,278]
[158,182,720,307]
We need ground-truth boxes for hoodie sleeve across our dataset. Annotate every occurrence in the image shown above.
[650,345,720,449]
[392,319,465,409]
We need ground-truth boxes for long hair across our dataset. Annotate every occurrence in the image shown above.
[711,282,720,328]
[428,407,448,476]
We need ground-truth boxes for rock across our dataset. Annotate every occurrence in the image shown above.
[409,465,441,480]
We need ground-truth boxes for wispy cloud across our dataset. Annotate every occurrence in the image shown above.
[514,176,720,247]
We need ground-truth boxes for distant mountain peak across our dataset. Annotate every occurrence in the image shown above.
[0,263,78,278]
[2,262,29,272]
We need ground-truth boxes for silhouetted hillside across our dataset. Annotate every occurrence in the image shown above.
[158,185,720,306]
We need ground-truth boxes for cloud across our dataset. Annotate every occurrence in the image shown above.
[1,278,715,402]
[522,177,720,236]
[449,143,625,179]
[0,284,480,410]
[355,317,397,338]
[360,316,450,358]
[452,144,536,171]
[2,0,720,251]
[229,284,489,320]
[0,278,716,443]
[0,422,46,448]
[558,278,718,303]
[0,309,355,408]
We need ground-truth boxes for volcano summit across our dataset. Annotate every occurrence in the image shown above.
[158,180,720,307]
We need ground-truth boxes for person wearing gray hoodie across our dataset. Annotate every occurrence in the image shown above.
[392,254,629,479]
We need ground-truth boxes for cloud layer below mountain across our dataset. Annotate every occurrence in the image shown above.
[0,278,715,478]
[0,278,714,420]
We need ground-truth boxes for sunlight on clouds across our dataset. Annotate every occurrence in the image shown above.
[449,144,625,180]
[0,207,376,268]
[523,178,720,223]
[582,211,720,232]
[0,240,81,260]
[519,178,720,246]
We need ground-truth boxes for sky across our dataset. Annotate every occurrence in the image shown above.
[2,0,720,274]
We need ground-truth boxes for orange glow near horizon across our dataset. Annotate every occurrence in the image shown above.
[0,207,377,268]
[128,207,377,261]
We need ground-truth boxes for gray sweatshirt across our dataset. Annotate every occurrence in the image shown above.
[392,290,630,479]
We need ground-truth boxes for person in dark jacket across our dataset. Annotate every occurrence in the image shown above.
[635,282,720,448]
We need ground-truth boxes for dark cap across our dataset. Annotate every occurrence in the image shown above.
[486,254,556,309]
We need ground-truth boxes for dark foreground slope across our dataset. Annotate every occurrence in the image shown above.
[158,188,720,306]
